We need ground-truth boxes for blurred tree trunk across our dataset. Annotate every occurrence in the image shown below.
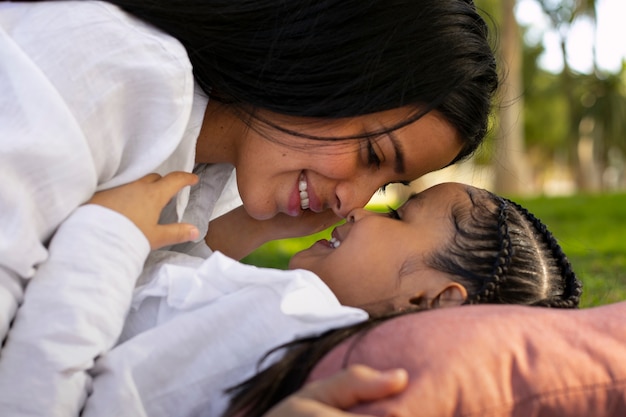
[537,0,599,192]
[558,34,593,191]
[584,70,626,190]
[493,0,534,195]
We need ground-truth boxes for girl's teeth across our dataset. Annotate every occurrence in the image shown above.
[299,176,309,210]
[329,237,341,248]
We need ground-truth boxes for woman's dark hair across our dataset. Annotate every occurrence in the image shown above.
[223,188,582,416]
[105,0,498,162]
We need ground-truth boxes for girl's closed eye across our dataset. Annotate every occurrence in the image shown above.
[380,181,411,193]
[387,207,401,220]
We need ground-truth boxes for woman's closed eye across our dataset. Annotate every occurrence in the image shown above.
[367,139,382,168]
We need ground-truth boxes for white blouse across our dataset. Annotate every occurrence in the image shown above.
[0,1,224,415]
[83,250,367,417]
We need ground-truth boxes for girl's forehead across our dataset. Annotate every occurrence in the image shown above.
[405,182,472,204]
[398,183,487,222]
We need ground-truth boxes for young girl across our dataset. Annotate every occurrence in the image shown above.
[223,183,585,417]
[29,175,580,417]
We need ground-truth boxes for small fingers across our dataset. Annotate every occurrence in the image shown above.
[139,173,163,183]
[153,171,199,200]
[139,171,198,187]
[300,365,408,409]
[262,366,408,417]
[149,223,200,250]
[136,172,199,209]
[159,171,199,185]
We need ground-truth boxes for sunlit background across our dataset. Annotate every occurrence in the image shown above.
[370,0,626,206]
[518,0,625,74]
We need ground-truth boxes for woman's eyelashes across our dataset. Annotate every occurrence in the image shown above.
[366,139,382,168]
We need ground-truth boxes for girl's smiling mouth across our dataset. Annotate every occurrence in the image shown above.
[329,228,342,248]
[329,236,341,248]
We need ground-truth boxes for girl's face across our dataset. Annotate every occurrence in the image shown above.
[201,104,464,220]
[288,182,472,315]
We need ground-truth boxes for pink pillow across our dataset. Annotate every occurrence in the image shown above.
[308,302,626,417]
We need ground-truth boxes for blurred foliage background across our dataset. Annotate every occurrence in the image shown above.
[472,0,626,196]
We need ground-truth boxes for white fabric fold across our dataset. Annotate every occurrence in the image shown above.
[88,251,368,417]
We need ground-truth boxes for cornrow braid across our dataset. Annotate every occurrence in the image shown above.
[503,198,583,308]
[427,188,583,308]
[473,198,513,303]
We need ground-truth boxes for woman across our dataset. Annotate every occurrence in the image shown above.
[0,0,497,414]
[0,0,498,328]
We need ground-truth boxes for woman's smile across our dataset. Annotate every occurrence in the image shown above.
[287,171,324,217]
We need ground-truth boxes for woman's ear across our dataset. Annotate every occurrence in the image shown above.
[430,283,467,308]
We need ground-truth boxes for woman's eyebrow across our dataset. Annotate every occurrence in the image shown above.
[387,131,405,174]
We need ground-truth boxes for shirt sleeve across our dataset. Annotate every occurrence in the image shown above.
[0,205,150,416]
[0,13,99,339]
[0,1,194,346]
[0,2,195,415]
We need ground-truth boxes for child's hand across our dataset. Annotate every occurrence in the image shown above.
[262,365,408,417]
[87,172,200,250]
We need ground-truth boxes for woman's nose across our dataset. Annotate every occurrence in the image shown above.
[333,179,381,218]
[346,207,373,223]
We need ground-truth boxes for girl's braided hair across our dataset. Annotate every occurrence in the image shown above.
[427,188,582,308]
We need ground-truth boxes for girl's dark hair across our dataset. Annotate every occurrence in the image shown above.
[428,187,583,309]
[222,316,398,417]
[223,188,582,417]
[105,0,498,161]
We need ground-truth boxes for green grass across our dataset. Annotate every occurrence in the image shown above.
[243,192,626,308]
[512,192,626,308]
[242,229,342,270]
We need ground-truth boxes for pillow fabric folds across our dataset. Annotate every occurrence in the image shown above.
[308,301,626,417]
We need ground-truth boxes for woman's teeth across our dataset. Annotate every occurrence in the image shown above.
[329,237,341,248]
[299,176,309,210]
